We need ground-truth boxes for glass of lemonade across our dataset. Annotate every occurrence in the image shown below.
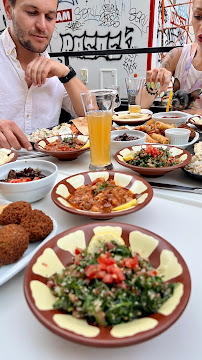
[80,89,117,171]
[125,77,145,113]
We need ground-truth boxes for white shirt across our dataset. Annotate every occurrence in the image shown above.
[0,28,78,134]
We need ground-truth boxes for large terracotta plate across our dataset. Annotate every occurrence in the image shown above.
[24,222,191,347]
[115,144,192,177]
[51,170,153,220]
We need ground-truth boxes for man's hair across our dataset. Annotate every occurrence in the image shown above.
[9,0,59,8]
[9,0,16,7]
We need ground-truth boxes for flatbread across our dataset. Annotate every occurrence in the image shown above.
[112,113,151,121]
[71,117,88,135]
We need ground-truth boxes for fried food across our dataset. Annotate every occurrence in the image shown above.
[0,224,29,266]
[20,209,53,242]
[0,201,32,225]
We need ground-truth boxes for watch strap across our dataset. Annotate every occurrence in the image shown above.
[59,65,76,83]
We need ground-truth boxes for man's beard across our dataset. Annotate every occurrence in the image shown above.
[12,15,49,53]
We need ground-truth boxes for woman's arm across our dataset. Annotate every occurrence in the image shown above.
[141,47,182,109]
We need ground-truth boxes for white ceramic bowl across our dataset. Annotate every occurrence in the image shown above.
[0,159,58,203]
[152,111,188,125]
[165,128,191,145]
[111,130,146,155]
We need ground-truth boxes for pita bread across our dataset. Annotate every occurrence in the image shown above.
[113,113,151,121]
[71,117,88,135]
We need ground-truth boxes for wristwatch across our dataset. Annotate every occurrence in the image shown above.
[59,65,76,83]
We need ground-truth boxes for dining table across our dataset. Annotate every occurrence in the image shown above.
[0,142,202,360]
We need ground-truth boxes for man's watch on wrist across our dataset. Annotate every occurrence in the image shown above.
[59,65,76,83]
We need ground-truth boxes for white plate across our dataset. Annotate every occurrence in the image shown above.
[115,109,153,115]
[0,200,58,286]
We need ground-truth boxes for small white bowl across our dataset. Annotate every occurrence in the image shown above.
[165,128,191,145]
[152,111,188,125]
[0,159,58,203]
[111,130,146,155]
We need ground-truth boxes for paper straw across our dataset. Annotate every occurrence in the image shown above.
[166,90,173,112]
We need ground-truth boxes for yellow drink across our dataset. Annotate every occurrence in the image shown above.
[87,111,112,167]
[129,104,141,113]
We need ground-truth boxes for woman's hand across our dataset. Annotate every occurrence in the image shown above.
[146,68,173,97]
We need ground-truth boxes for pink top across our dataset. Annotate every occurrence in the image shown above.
[175,43,202,109]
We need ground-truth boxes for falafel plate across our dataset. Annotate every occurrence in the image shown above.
[0,199,57,286]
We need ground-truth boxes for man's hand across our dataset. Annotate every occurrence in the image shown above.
[25,56,69,87]
[0,120,33,151]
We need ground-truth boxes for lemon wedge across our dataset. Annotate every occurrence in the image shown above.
[87,231,125,254]
[81,142,90,149]
[112,198,137,211]
[123,154,133,162]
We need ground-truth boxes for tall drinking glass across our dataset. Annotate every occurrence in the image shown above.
[105,85,121,110]
[80,89,116,171]
[125,77,145,113]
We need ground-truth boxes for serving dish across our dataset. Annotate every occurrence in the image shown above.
[51,170,153,220]
[115,144,192,177]
[112,110,152,126]
[188,116,202,131]
[152,111,188,125]
[0,199,57,286]
[110,129,146,155]
[24,221,191,347]
[34,134,89,160]
[0,159,58,203]
[0,148,18,166]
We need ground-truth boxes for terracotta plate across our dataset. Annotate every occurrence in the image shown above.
[51,170,153,220]
[115,144,192,177]
[34,134,89,160]
[0,148,18,166]
[24,222,191,347]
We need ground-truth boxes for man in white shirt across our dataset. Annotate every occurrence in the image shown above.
[0,0,88,151]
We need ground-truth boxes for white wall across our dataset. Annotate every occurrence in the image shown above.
[0,0,151,99]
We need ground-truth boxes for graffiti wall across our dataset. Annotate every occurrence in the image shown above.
[152,0,192,68]
[0,0,151,97]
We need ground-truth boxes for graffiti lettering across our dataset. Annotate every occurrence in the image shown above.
[129,8,149,35]
[58,0,79,5]
[74,5,100,22]
[65,20,83,31]
[60,30,122,60]
[123,54,137,75]
[99,4,120,28]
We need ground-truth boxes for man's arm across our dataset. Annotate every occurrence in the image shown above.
[25,56,88,116]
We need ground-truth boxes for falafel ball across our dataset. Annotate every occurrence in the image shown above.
[0,224,29,266]
[20,209,53,243]
[0,201,32,226]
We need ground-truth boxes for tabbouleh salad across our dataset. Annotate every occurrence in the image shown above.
[124,145,182,168]
[47,240,175,326]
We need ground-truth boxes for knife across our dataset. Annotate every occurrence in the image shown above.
[148,182,202,194]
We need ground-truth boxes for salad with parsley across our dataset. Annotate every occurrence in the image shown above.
[47,241,175,326]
